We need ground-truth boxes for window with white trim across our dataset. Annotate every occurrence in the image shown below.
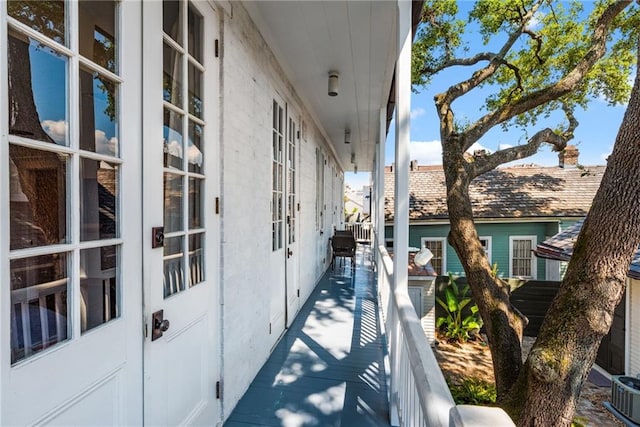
[509,236,537,278]
[272,100,284,251]
[479,236,492,264]
[421,237,447,275]
[6,0,121,363]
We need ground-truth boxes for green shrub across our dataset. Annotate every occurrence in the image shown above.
[436,273,483,342]
[448,377,496,405]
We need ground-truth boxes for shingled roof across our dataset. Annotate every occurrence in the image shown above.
[384,164,606,221]
[536,219,640,280]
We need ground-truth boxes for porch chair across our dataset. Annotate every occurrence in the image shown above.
[330,233,356,272]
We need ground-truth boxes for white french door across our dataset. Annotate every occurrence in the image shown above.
[285,110,300,326]
[1,1,142,424]
[141,1,219,425]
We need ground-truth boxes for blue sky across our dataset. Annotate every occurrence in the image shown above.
[346,2,632,190]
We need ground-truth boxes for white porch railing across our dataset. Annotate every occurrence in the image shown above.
[377,244,515,427]
[345,222,371,243]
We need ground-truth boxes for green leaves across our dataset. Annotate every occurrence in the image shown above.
[412,0,639,134]
[436,274,484,342]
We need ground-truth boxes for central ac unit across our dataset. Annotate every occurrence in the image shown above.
[611,375,640,424]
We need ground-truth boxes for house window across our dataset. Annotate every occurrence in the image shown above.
[7,0,121,363]
[509,236,537,278]
[162,1,206,296]
[479,236,492,264]
[272,100,284,251]
[421,238,447,275]
[315,148,324,231]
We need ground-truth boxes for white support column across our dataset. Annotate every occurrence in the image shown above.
[390,2,412,426]
[377,108,386,258]
[394,0,411,292]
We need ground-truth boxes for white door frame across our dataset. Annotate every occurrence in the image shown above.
[141,1,220,425]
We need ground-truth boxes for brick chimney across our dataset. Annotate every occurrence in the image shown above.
[559,145,579,168]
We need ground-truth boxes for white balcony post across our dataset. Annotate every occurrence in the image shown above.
[376,108,386,262]
[391,1,412,425]
[394,0,411,301]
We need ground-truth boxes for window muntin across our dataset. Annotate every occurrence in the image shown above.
[287,116,296,245]
[421,238,446,275]
[162,1,206,298]
[510,236,537,278]
[272,100,284,251]
[7,0,121,363]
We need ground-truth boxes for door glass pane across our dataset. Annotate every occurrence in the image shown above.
[163,236,184,298]
[8,32,68,146]
[188,62,202,119]
[80,66,119,155]
[189,233,204,286]
[188,4,203,62]
[188,121,203,173]
[164,173,183,233]
[164,109,183,169]
[80,246,119,333]
[8,0,66,45]
[163,0,182,45]
[163,43,183,107]
[80,158,118,241]
[10,253,69,364]
[9,146,68,250]
[189,177,202,229]
[78,0,117,73]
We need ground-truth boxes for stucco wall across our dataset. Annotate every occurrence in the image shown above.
[219,3,341,418]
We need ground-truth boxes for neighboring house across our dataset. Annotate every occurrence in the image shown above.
[536,221,640,376]
[384,148,605,280]
[0,1,419,425]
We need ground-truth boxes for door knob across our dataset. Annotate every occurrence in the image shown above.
[151,309,170,341]
[155,318,170,332]
[288,248,293,258]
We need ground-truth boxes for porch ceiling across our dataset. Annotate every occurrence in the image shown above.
[243,1,398,173]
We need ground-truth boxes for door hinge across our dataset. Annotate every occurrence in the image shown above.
[144,322,148,338]
[269,322,272,334]
[297,202,300,212]
[215,39,220,58]
[216,381,222,399]
[215,197,220,214]
[297,289,300,298]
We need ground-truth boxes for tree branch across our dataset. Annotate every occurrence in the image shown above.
[421,52,496,75]
[469,103,578,178]
[436,1,544,111]
[523,28,544,65]
[462,0,633,151]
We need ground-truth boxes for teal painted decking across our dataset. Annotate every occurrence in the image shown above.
[225,249,391,426]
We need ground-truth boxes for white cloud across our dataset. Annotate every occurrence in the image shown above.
[410,107,427,120]
[600,145,613,162]
[466,142,492,155]
[41,120,67,144]
[409,140,442,165]
[94,130,118,156]
[498,143,513,151]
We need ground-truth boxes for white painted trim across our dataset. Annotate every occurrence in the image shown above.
[625,278,631,375]
[377,108,386,259]
[420,237,447,276]
[509,236,538,279]
[479,236,492,265]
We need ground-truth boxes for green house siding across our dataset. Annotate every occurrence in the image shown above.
[386,220,572,280]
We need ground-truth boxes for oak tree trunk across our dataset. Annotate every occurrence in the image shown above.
[443,135,527,399]
[510,42,640,426]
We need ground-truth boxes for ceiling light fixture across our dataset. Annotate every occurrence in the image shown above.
[328,72,339,96]
[344,129,351,144]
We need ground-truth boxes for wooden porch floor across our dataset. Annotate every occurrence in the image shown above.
[225,247,391,426]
